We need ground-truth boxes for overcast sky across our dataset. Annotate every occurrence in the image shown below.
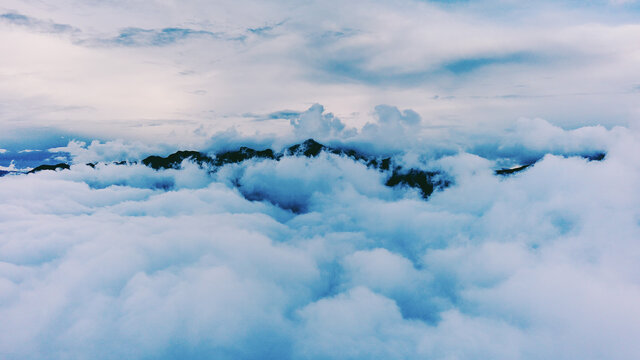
[1,0,639,147]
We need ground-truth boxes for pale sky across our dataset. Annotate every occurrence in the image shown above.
[1,0,639,147]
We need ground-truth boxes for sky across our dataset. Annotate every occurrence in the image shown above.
[1,1,640,359]
[1,0,639,148]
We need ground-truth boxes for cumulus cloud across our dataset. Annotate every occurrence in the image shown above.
[1,121,640,359]
[49,139,166,164]
[462,117,623,165]
[354,105,425,152]
[289,104,357,141]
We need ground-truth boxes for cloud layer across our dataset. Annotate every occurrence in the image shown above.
[2,0,640,358]
[1,0,639,145]
[1,118,640,358]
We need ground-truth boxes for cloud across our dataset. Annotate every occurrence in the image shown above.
[442,52,538,75]
[289,104,357,141]
[2,0,640,358]
[49,140,166,164]
[373,105,421,126]
[463,117,622,164]
[90,27,228,47]
[220,152,391,212]
[0,12,76,33]
[1,0,640,141]
[294,287,426,358]
[1,121,640,358]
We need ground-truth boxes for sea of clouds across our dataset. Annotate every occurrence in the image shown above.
[2,0,640,357]
[1,105,640,359]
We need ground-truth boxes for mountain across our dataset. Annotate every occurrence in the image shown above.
[8,139,607,208]
[138,139,449,199]
[27,163,70,174]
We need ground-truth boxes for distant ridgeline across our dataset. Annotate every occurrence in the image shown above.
[4,139,606,207]
[139,139,451,200]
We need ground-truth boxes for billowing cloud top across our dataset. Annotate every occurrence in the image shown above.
[1,122,640,359]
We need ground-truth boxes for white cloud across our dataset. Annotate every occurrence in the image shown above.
[2,0,640,358]
[294,287,426,358]
[49,139,166,164]
[1,123,640,358]
[1,0,639,144]
[289,104,356,141]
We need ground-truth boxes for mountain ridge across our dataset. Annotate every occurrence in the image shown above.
[3,139,607,209]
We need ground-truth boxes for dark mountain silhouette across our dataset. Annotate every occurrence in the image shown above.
[286,139,326,157]
[494,152,606,176]
[27,163,70,174]
[584,152,606,161]
[140,138,449,200]
[495,163,533,176]
[142,151,212,170]
[215,147,277,166]
[386,169,448,199]
[13,139,607,209]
